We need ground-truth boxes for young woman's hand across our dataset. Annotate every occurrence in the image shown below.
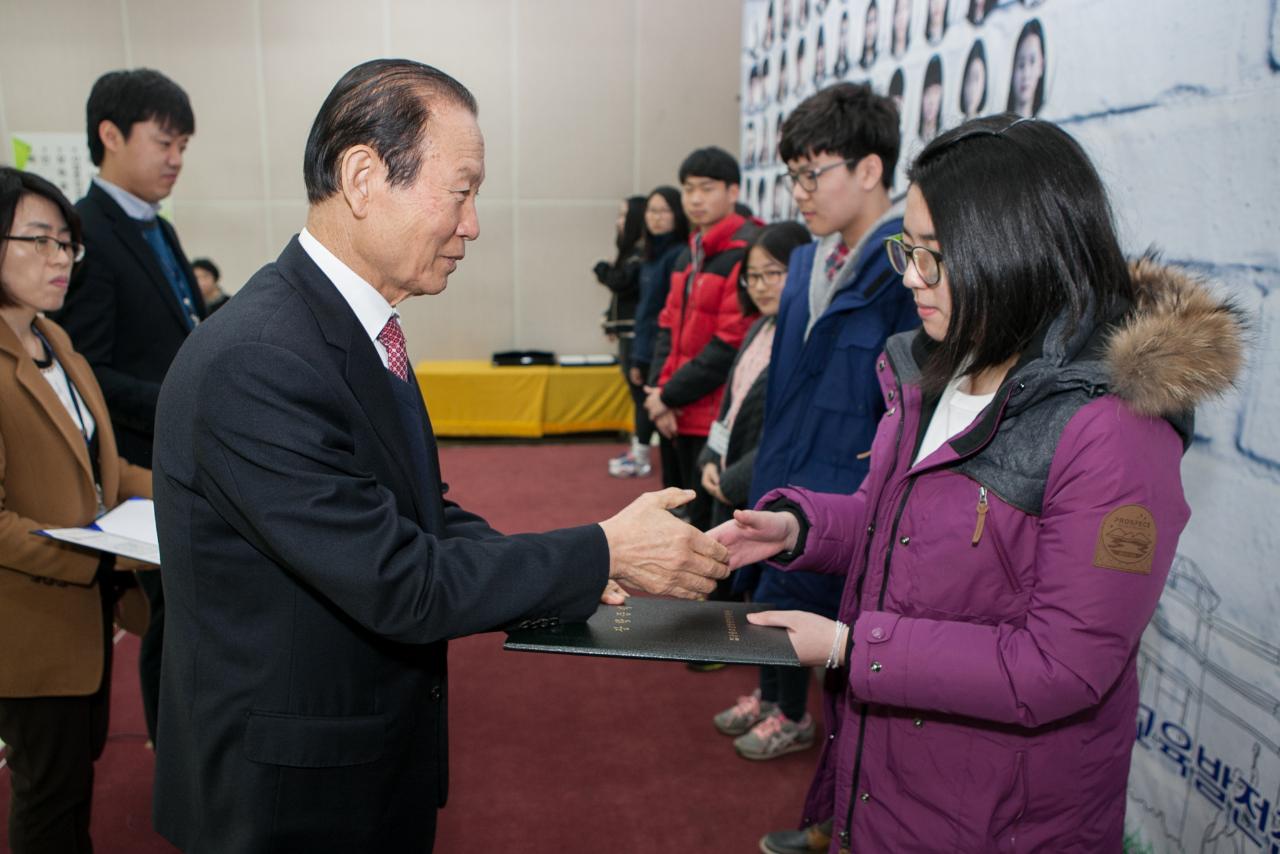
[747,610,842,667]
[706,509,799,570]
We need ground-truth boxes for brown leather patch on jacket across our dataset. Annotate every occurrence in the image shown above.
[1093,504,1157,574]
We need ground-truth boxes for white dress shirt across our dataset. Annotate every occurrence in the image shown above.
[298,228,398,370]
[93,176,161,221]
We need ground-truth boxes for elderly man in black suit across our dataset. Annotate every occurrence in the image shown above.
[151,59,729,853]
[55,68,202,748]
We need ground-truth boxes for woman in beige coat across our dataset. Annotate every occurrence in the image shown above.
[0,166,152,854]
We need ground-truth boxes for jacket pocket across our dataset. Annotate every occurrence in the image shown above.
[243,710,385,768]
[885,711,1027,850]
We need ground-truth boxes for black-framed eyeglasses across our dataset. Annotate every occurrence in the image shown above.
[2,234,86,263]
[785,158,859,193]
[885,234,944,286]
[742,268,788,289]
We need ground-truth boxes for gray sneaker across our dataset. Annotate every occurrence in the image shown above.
[733,710,815,760]
[713,689,777,735]
[759,819,833,854]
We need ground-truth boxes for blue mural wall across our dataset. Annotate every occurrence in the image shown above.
[740,1,1280,850]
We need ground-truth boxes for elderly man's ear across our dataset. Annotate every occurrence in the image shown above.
[339,145,377,219]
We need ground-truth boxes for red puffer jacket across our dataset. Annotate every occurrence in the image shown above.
[656,213,762,436]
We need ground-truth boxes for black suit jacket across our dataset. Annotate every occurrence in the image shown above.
[54,182,205,467]
[152,237,609,853]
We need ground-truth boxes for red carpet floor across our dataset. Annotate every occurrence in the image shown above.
[1,441,823,853]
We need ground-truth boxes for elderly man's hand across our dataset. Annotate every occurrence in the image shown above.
[654,410,678,439]
[600,579,631,605]
[598,488,730,599]
[706,509,800,571]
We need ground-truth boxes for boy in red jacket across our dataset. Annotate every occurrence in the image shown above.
[645,147,762,534]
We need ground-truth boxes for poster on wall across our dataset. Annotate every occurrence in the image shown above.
[11,132,96,203]
[740,2,1280,853]
[741,0,1050,221]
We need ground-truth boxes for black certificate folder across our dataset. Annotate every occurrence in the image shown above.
[504,598,799,667]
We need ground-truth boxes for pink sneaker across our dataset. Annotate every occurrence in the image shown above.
[713,689,777,736]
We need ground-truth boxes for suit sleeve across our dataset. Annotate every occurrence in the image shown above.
[191,342,609,644]
[846,401,1189,728]
[57,254,161,435]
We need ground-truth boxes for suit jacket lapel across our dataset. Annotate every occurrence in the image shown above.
[89,184,192,332]
[274,238,431,526]
[0,321,94,484]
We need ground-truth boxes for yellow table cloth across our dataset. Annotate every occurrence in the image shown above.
[414,360,632,437]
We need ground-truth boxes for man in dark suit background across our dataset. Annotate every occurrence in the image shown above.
[55,68,202,749]
[151,59,729,853]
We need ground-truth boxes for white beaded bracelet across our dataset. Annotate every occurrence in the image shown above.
[825,620,849,669]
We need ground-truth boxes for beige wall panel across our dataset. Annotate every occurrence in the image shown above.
[125,0,263,202]
[174,202,270,301]
[635,0,743,193]
[516,0,634,201]
[515,203,619,355]
[399,199,515,361]
[260,1,384,202]
[264,200,311,269]
[0,1,126,138]
[388,0,516,201]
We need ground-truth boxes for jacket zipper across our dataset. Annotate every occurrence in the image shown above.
[840,475,916,852]
[839,356,913,852]
[971,485,988,545]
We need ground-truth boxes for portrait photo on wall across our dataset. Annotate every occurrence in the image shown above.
[814,25,829,88]
[860,0,880,69]
[770,172,787,221]
[834,11,852,78]
[890,0,911,58]
[919,54,943,140]
[778,48,790,101]
[961,39,987,119]
[793,36,807,98]
[1008,18,1046,116]
[968,0,995,25]
[888,66,905,115]
[926,0,949,45]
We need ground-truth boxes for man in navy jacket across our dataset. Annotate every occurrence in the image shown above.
[728,84,919,830]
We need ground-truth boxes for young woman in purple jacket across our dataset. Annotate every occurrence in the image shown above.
[712,115,1246,853]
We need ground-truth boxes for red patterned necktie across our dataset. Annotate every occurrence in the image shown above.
[378,315,410,382]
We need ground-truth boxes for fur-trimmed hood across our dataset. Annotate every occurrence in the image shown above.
[1106,256,1248,417]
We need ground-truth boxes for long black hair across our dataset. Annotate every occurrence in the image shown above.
[906,115,1133,393]
[615,196,648,262]
[643,186,689,259]
[738,221,812,314]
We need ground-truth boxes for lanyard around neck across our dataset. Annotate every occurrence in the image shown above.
[31,325,93,449]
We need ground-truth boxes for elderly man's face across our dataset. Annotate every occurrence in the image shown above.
[368,103,484,302]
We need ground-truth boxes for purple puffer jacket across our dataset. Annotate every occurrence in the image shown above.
[758,261,1245,853]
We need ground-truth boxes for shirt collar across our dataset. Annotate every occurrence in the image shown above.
[298,228,397,349]
[93,176,162,221]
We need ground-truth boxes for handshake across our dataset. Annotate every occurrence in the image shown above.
[597,489,802,602]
